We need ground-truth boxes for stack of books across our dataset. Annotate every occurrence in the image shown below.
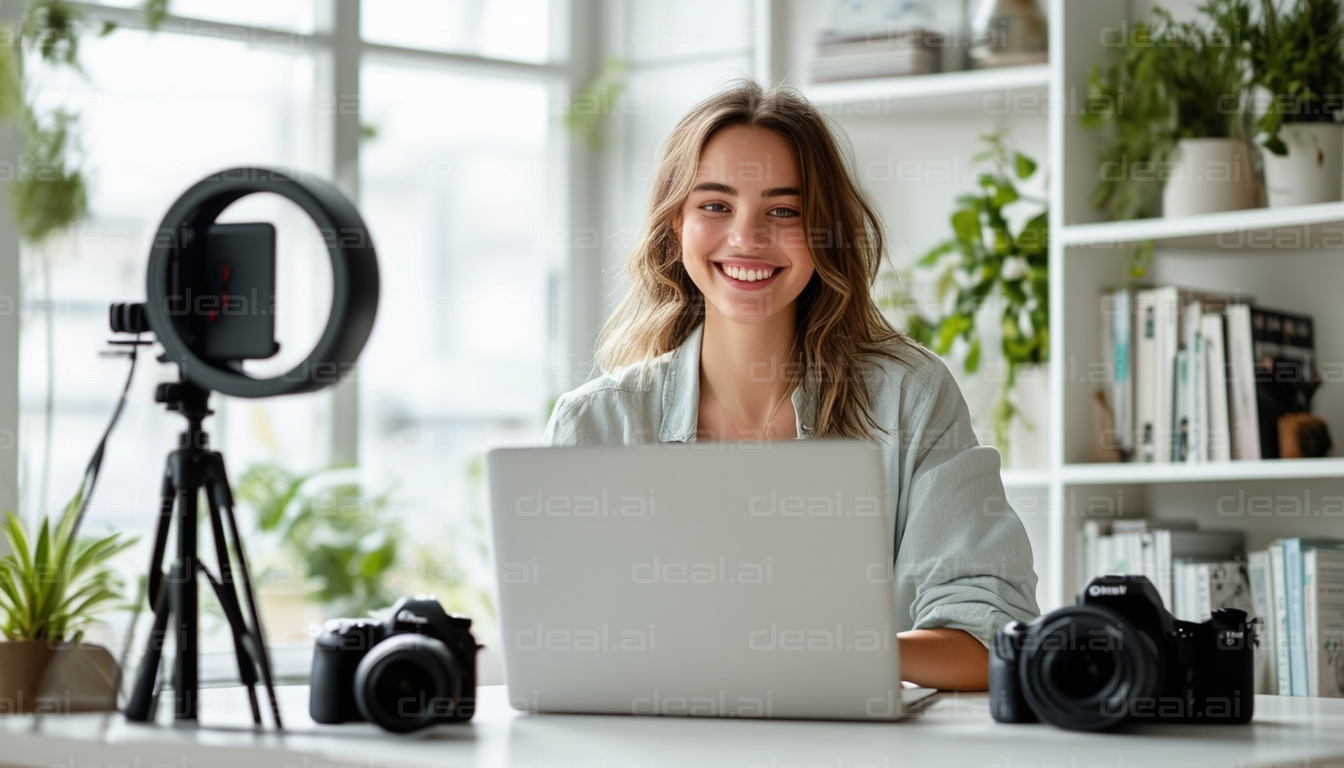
[1101,285,1319,463]
[1078,519,1246,618]
[1249,538,1344,697]
[809,28,942,83]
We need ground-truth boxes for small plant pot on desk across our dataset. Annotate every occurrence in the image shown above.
[1262,123,1344,208]
[0,641,54,713]
[0,641,117,714]
[1162,138,1264,217]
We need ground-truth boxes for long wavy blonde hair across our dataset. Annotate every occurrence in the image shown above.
[594,78,928,440]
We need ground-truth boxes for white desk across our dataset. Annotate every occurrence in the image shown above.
[4,685,1344,768]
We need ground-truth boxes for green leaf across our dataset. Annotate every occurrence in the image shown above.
[965,337,982,374]
[951,208,980,246]
[1014,152,1037,179]
[918,239,956,267]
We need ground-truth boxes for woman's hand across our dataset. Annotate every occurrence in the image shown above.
[898,628,989,691]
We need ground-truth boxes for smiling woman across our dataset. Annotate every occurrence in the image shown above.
[543,79,1040,691]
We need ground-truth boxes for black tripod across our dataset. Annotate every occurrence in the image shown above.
[124,380,282,727]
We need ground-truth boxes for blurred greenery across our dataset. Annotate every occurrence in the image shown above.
[236,462,401,618]
[0,0,167,243]
[562,55,625,149]
[236,460,496,633]
[1245,0,1344,155]
[1079,0,1252,224]
[890,132,1048,462]
[0,483,137,642]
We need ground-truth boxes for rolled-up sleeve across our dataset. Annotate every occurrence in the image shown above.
[891,359,1040,647]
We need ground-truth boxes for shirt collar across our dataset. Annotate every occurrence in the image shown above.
[659,320,817,442]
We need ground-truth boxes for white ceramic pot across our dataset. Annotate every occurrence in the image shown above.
[1262,123,1344,208]
[1162,138,1263,217]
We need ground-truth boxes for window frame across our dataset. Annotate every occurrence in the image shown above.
[0,0,590,493]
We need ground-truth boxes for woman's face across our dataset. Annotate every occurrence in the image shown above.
[674,124,815,325]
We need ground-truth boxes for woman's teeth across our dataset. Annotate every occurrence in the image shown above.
[721,264,777,282]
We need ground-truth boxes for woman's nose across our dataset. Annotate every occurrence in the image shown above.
[727,210,770,250]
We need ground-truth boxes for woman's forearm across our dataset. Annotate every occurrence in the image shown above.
[898,628,989,690]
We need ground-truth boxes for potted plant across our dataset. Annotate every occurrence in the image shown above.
[0,487,135,713]
[1082,1,1261,219]
[1248,0,1344,207]
[889,134,1049,467]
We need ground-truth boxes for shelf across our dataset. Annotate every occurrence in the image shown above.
[1001,469,1051,489]
[802,64,1050,116]
[1059,202,1344,250]
[1059,457,1344,485]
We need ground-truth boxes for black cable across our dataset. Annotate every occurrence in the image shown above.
[70,334,144,541]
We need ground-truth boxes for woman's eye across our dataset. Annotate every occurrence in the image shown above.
[699,202,729,213]
[771,207,800,219]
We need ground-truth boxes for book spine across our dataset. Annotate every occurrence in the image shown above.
[1195,564,1213,622]
[1174,348,1190,462]
[1202,313,1232,462]
[1112,289,1133,456]
[1270,542,1291,692]
[1287,539,1309,696]
[1135,290,1158,463]
[1306,550,1320,698]
[1154,287,1179,463]
[1189,303,1206,463]
[1226,304,1261,460]
[1249,550,1277,694]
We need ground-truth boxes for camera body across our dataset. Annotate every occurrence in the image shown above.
[310,596,481,733]
[990,574,1255,731]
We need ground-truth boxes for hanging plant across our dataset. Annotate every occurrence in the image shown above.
[0,0,169,243]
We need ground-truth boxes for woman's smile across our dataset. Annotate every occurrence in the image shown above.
[713,259,785,290]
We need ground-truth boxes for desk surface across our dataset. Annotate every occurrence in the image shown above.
[4,686,1344,768]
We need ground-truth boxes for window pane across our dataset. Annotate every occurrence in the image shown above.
[361,0,550,63]
[19,28,329,662]
[85,0,320,33]
[359,62,556,647]
[628,0,755,62]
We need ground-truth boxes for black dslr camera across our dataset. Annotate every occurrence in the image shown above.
[990,574,1255,731]
[309,596,481,733]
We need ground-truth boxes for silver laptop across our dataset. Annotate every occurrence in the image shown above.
[487,439,937,720]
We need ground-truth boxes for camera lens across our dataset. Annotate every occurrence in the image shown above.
[353,634,461,733]
[1019,605,1159,731]
[1048,647,1117,699]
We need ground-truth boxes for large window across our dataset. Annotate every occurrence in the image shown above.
[16,0,569,677]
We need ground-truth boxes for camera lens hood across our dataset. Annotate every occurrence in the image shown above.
[144,167,379,398]
[1018,604,1160,731]
[354,633,462,733]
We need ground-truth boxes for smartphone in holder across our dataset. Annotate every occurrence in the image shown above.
[199,222,280,362]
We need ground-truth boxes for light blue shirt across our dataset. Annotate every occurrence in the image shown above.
[544,320,1040,646]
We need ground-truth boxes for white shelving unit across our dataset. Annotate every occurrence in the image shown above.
[785,0,1344,612]
[803,64,1050,115]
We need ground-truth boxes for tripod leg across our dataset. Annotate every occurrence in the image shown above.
[208,452,284,729]
[125,561,173,722]
[196,563,261,725]
[201,485,261,724]
[201,476,261,725]
[124,456,179,723]
[146,467,175,623]
[169,446,200,721]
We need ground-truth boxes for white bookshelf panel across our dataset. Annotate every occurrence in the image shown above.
[802,65,1050,116]
[1060,202,1344,250]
